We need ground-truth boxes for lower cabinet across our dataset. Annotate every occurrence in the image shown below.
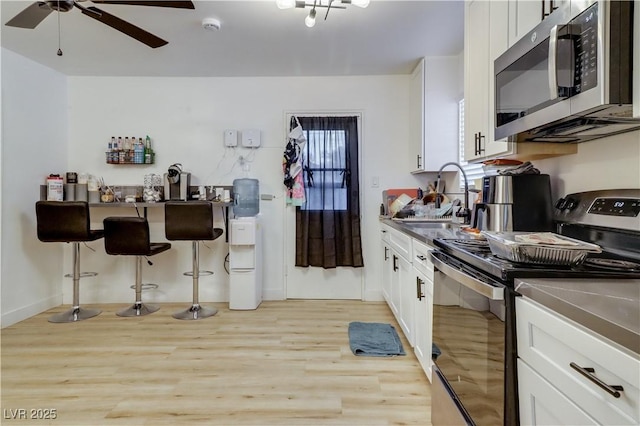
[395,251,413,345]
[381,228,392,307]
[516,297,640,425]
[379,222,435,380]
[518,360,598,425]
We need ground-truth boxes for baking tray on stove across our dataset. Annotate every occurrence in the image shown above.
[481,232,602,266]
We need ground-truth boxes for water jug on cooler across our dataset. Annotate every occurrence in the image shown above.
[232,178,259,217]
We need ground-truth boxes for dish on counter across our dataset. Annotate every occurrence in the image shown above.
[482,231,602,265]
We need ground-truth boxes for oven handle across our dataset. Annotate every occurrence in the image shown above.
[431,254,504,301]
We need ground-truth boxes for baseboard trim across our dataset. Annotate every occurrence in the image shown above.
[1,294,61,328]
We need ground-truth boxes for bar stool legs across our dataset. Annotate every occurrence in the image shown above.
[117,256,159,317]
[49,242,101,323]
[172,241,217,320]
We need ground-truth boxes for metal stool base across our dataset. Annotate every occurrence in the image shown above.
[117,302,159,317]
[172,304,217,320]
[49,307,101,323]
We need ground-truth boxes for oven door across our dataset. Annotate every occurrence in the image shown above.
[430,250,508,426]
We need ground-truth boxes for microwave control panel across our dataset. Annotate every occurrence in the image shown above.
[572,2,598,94]
[588,198,640,217]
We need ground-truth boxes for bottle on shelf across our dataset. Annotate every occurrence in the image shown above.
[134,138,144,164]
[144,135,153,164]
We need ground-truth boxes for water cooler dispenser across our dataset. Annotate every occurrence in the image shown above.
[229,216,262,310]
[229,178,262,310]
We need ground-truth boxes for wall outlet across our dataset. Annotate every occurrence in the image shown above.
[242,129,261,148]
[224,129,238,147]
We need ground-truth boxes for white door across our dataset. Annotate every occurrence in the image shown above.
[283,113,363,300]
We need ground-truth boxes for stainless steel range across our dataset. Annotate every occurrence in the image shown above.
[429,189,640,426]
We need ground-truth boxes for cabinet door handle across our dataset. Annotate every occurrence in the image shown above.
[393,255,398,272]
[416,276,424,300]
[384,246,389,261]
[477,133,485,155]
[474,133,479,155]
[569,362,624,398]
[417,154,422,169]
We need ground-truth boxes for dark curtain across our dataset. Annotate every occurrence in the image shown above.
[294,116,364,268]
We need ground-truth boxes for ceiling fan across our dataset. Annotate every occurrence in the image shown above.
[5,0,195,48]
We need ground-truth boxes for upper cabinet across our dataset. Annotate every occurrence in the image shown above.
[463,0,576,163]
[410,57,460,173]
[409,59,426,172]
[464,0,510,162]
[508,0,569,48]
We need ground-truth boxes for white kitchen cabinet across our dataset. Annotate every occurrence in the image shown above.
[409,58,426,172]
[516,297,640,425]
[381,224,413,340]
[518,359,598,425]
[410,57,460,173]
[397,252,414,345]
[380,226,392,306]
[464,0,577,162]
[412,239,434,382]
[507,0,569,48]
[463,0,510,162]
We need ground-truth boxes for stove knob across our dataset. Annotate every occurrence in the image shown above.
[564,197,578,211]
[554,198,567,210]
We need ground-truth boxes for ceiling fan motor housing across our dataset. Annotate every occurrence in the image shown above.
[44,0,75,12]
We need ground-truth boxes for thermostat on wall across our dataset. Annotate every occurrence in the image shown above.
[224,129,238,147]
[242,129,261,148]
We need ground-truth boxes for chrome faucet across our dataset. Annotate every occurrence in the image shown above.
[435,162,471,225]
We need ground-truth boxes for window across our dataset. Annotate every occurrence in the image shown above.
[301,129,347,211]
[458,99,484,188]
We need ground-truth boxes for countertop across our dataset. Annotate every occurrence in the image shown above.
[89,201,233,208]
[380,217,475,246]
[515,278,640,355]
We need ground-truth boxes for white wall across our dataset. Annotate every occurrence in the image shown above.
[66,75,415,306]
[1,48,69,326]
[535,131,640,199]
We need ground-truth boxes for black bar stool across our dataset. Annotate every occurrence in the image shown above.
[103,216,171,317]
[35,201,104,323]
[165,201,223,320]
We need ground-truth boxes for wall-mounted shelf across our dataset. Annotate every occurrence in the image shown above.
[106,152,155,164]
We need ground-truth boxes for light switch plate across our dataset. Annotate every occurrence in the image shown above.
[224,130,238,147]
[242,129,261,148]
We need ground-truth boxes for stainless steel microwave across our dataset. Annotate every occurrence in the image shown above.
[494,0,640,143]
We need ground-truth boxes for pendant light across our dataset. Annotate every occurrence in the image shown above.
[276,0,369,26]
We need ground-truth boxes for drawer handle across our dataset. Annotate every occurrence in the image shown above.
[569,362,624,398]
[416,255,427,261]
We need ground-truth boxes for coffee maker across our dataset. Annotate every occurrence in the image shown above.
[472,174,554,232]
[163,163,191,201]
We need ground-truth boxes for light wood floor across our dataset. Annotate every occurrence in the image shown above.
[1,301,431,425]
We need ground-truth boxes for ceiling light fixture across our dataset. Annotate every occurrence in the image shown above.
[276,0,369,27]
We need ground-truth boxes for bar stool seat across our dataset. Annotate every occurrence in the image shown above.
[165,201,223,320]
[103,216,171,317]
[36,201,103,323]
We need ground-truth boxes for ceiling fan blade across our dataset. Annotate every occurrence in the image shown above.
[79,6,168,48]
[5,2,53,29]
[90,1,195,9]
